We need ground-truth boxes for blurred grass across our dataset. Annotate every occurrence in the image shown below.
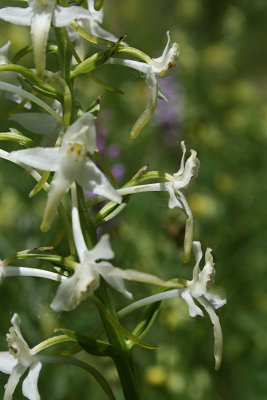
[0,0,267,399]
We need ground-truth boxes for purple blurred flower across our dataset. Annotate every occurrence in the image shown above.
[154,73,184,146]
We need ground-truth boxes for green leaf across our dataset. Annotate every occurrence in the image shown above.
[132,300,161,341]
[45,355,116,400]
[92,296,158,350]
[57,328,117,357]
[71,36,126,78]
[94,198,129,226]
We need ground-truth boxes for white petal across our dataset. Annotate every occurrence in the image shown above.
[0,41,10,62]
[191,241,203,281]
[204,292,226,310]
[9,148,60,171]
[0,7,32,26]
[87,0,103,24]
[4,363,26,400]
[62,112,96,154]
[198,296,223,370]
[22,360,42,400]
[166,184,183,209]
[9,113,60,135]
[50,265,99,311]
[97,262,132,299]
[151,31,179,76]
[41,168,72,232]
[89,22,123,43]
[31,9,52,77]
[85,234,114,263]
[181,289,203,317]
[53,5,91,27]
[71,184,88,261]
[176,190,194,262]
[0,352,17,375]
[78,159,121,203]
[172,149,200,190]
[176,141,186,176]
[190,248,215,297]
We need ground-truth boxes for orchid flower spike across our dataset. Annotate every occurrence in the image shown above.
[182,241,226,369]
[50,183,178,312]
[107,31,179,137]
[0,314,42,400]
[167,141,200,261]
[0,0,93,77]
[10,112,122,232]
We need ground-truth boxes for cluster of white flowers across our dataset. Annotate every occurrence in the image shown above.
[0,1,226,398]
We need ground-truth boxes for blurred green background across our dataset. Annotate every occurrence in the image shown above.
[0,0,267,399]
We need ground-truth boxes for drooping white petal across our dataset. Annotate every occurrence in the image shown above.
[78,158,121,203]
[71,184,88,260]
[0,7,33,26]
[22,360,42,400]
[166,185,183,209]
[31,8,53,77]
[84,234,114,263]
[53,5,91,27]
[198,296,223,370]
[4,363,26,400]
[50,264,99,311]
[9,147,60,171]
[181,289,203,317]
[0,352,17,375]
[41,168,72,232]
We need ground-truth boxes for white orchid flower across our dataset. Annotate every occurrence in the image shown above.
[51,183,178,312]
[0,314,42,400]
[0,41,31,108]
[166,141,200,261]
[9,112,122,232]
[118,241,226,370]
[117,141,199,261]
[181,241,226,370]
[107,31,179,137]
[0,0,92,77]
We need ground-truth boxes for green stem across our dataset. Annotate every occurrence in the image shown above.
[76,183,98,249]
[96,281,140,400]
